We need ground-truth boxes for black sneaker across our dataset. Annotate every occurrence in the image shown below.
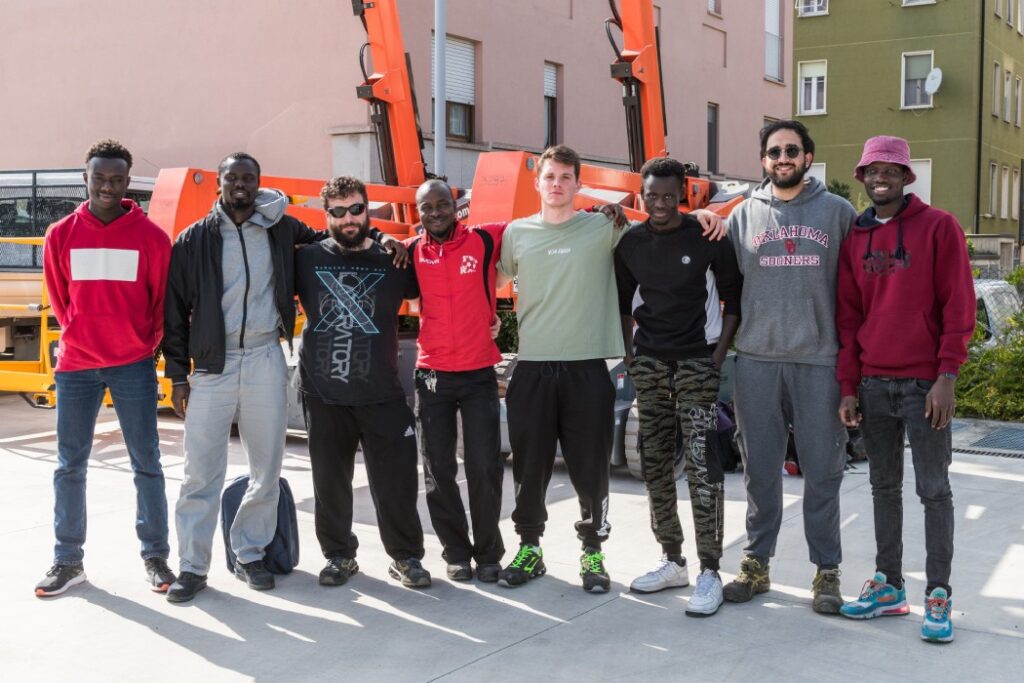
[35,563,86,597]
[166,571,207,603]
[144,557,176,593]
[498,545,546,588]
[389,558,432,588]
[580,547,610,593]
[234,559,275,591]
[476,562,501,583]
[446,561,473,581]
[319,557,359,586]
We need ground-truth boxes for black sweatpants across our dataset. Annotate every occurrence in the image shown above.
[305,394,424,561]
[505,359,615,549]
[415,367,504,565]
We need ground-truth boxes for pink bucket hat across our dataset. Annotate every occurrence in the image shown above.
[854,135,916,184]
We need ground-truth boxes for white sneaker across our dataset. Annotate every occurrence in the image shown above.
[686,568,724,617]
[629,556,689,593]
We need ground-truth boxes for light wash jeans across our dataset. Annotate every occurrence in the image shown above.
[53,358,169,565]
[175,343,287,575]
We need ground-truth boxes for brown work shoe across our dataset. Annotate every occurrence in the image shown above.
[723,555,770,603]
[812,568,843,614]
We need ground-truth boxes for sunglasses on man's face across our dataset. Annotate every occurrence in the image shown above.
[764,145,803,160]
[326,203,367,218]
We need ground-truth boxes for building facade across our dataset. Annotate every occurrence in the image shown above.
[1,1,792,188]
[794,0,1024,266]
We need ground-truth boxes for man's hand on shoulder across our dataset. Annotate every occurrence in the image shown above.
[597,203,629,230]
[692,209,727,241]
[380,234,410,268]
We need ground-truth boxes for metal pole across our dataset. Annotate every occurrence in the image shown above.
[434,0,447,178]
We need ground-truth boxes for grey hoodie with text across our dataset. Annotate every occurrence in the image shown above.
[727,176,856,366]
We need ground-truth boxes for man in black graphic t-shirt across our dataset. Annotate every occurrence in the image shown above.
[295,175,430,589]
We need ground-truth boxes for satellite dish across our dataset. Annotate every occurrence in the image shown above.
[924,68,943,96]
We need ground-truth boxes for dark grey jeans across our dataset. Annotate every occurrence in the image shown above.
[859,376,954,595]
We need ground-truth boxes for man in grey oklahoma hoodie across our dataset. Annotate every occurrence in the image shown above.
[721,121,856,614]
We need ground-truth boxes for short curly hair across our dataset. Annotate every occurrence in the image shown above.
[640,157,687,189]
[320,176,368,208]
[85,139,132,170]
[218,152,261,178]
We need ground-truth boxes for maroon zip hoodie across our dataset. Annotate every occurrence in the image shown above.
[836,193,975,396]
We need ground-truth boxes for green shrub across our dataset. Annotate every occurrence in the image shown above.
[957,302,1024,421]
[495,310,519,353]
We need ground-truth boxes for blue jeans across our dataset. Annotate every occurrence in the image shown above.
[859,376,954,595]
[53,358,169,565]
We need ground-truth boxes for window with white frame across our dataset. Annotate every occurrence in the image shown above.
[1006,70,1013,123]
[431,34,477,142]
[1009,0,1016,25]
[994,62,1002,117]
[1017,76,1022,127]
[765,0,783,81]
[990,163,999,215]
[708,0,722,15]
[902,0,935,5]
[905,159,932,205]
[543,62,559,149]
[798,0,828,17]
[1002,166,1011,219]
[1013,168,1021,221]
[902,52,933,108]
[807,163,827,185]
[799,61,827,114]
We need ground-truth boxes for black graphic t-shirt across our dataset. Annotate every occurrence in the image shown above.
[295,240,419,405]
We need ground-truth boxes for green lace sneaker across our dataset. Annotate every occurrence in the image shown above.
[580,547,610,593]
[723,555,770,603]
[812,568,843,614]
[498,544,546,588]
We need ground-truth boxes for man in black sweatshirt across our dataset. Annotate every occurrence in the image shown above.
[614,157,741,617]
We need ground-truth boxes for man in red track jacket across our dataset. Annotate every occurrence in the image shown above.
[405,179,507,583]
[835,135,974,643]
[36,140,174,598]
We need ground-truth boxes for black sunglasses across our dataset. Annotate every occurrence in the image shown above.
[326,203,367,218]
[765,145,803,160]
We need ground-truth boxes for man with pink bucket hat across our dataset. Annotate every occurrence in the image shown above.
[835,135,975,643]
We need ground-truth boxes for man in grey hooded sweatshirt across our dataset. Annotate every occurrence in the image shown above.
[721,121,856,614]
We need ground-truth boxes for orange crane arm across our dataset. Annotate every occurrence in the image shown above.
[353,0,427,188]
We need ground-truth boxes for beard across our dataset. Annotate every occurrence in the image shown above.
[769,163,808,189]
[330,221,370,248]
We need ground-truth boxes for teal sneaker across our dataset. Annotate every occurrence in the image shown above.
[840,572,909,619]
[921,587,954,643]
[498,544,545,588]
[580,547,610,593]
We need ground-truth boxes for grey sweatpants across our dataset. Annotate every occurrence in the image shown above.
[733,357,847,568]
[175,342,288,575]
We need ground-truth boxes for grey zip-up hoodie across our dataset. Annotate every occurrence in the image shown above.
[726,176,856,365]
[216,188,288,350]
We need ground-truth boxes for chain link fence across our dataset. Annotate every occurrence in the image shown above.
[0,170,87,270]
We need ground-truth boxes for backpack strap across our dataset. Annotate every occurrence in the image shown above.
[476,228,495,307]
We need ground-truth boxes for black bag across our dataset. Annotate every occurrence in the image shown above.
[221,475,300,574]
[710,400,742,473]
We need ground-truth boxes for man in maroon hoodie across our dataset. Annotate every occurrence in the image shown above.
[835,136,974,643]
[36,140,174,597]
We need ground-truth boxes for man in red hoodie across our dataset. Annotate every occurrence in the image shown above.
[36,140,174,597]
[835,136,975,643]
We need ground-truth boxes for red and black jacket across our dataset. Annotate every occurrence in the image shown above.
[405,221,506,371]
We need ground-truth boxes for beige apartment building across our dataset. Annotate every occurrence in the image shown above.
[1,1,792,186]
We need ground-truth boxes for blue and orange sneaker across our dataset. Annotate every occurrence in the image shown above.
[839,572,909,619]
[921,587,954,643]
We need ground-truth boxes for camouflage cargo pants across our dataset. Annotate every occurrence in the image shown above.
[629,354,724,562]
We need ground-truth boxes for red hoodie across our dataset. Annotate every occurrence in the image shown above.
[405,221,506,371]
[836,194,975,396]
[43,199,171,372]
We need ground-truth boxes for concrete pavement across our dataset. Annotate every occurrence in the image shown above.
[1,393,1022,682]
